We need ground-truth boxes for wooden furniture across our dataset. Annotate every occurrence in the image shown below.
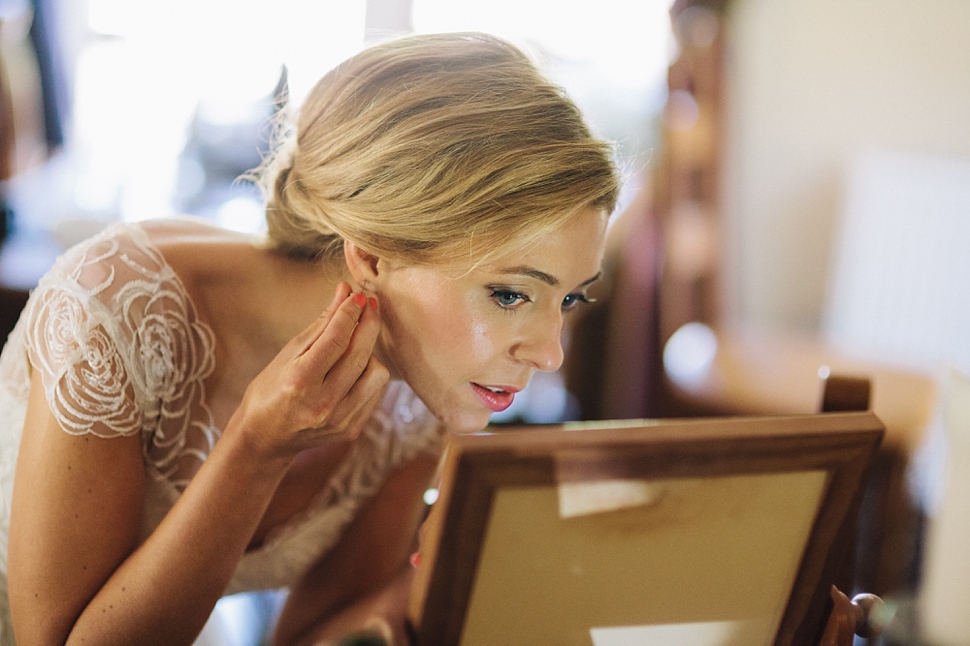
[820,374,872,415]
[663,327,937,598]
[662,327,936,452]
[409,412,884,646]
[819,588,890,646]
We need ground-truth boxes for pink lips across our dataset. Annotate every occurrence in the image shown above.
[472,383,519,412]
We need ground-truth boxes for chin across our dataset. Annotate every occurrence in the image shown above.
[437,408,492,435]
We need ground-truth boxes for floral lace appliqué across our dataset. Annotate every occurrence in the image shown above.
[5,223,217,489]
[0,220,445,595]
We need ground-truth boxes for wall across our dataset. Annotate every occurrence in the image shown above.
[720,0,970,332]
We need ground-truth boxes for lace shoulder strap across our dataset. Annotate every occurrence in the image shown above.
[20,223,216,441]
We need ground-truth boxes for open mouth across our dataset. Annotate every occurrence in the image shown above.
[472,383,517,412]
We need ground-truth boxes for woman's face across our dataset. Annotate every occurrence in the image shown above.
[371,208,609,433]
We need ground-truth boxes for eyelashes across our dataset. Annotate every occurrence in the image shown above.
[561,293,595,311]
[488,288,594,313]
[489,289,528,310]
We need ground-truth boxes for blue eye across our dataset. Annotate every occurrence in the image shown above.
[491,289,528,309]
[562,293,593,312]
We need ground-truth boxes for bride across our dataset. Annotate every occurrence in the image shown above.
[0,32,618,645]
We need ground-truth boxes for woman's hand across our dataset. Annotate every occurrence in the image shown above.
[232,281,389,461]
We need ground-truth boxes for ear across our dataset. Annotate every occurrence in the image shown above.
[343,240,381,290]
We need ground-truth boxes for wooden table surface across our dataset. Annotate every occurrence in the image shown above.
[664,326,939,455]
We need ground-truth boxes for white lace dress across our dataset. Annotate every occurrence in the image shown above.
[0,222,443,645]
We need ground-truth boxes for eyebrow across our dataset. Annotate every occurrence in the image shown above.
[499,266,602,288]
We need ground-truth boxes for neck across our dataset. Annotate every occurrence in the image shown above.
[265,256,351,350]
[208,253,348,367]
[223,253,402,383]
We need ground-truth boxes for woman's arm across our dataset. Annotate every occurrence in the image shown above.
[8,369,294,645]
[8,286,387,646]
[274,453,439,646]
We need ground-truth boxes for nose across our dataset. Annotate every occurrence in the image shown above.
[510,313,565,372]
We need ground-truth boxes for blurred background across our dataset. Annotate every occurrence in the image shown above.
[0,0,678,429]
[4,2,970,641]
[0,0,674,284]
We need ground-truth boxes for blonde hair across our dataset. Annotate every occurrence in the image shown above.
[255,32,619,266]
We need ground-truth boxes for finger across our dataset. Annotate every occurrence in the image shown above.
[293,281,354,354]
[290,295,380,429]
[325,357,389,440]
[297,290,370,379]
[313,302,382,398]
[318,355,387,436]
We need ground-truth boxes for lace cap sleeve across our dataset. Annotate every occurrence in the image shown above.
[20,223,215,440]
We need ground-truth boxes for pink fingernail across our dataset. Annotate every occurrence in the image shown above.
[352,292,367,308]
[368,296,379,312]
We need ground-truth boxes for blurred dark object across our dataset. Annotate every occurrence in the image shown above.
[1,3,15,247]
[173,68,286,219]
[1,284,29,346]
[562,173,662,421]
[822,374,873,413]
[27,0,69,151]
[0,202,10,246]
[1,0,67,248]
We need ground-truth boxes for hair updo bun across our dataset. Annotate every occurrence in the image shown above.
[255,32,619,266]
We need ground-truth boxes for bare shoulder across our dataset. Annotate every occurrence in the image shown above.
[134,217,289,315]
[137,215,255,243]
[137,216,267,275]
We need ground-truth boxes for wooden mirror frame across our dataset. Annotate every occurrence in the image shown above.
[408,412,883,646]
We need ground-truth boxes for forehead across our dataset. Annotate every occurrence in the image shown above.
[478,208,608,278]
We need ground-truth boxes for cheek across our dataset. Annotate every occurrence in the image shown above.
[433,308,498,364]
[379,270,510,379]
[468,319,495,358]
[380,291,471,360]
[403,300,504,375]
